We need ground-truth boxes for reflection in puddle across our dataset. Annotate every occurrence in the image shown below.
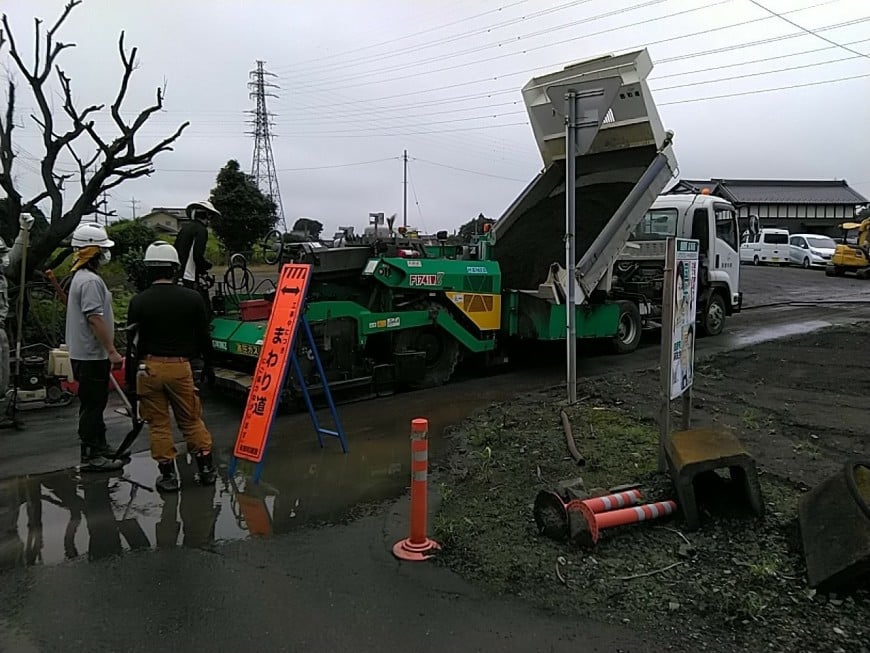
[0,437,413,571]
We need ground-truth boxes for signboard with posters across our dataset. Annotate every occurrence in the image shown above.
[670,239,699,400]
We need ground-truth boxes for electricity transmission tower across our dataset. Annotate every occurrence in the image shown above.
[247,60,287,232]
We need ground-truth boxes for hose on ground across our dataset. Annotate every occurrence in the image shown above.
[560,409,585,466]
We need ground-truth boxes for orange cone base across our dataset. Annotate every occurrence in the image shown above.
[392,537,441,561]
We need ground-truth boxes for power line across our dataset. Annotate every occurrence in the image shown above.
[746,0,870,60]
[653,36,870,79]
[271,2,853,113]
[412,158,529,182]
[273,0,526,71]
[278,0,602,79]
[285,0,706,93]
[653,53,865,92]
[159,157,399,173]
[660,71,870,106]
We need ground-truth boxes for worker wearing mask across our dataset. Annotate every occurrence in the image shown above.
[65,223,124,472]
[175,200,218,291]
[0,213,35,429]
[127,241,216,492]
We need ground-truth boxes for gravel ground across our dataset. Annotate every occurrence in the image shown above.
[434,324,870,653]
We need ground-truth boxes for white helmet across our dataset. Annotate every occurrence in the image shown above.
[185,200,221,220]
[71,223,114,249]
[144,240,180,266]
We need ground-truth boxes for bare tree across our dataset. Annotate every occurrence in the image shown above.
[0,0,189,277]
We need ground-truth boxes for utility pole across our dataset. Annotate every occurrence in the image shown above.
[565,90,578,405]
[247,60,287,232]
[128,197,140,220]
[402,149,408,229]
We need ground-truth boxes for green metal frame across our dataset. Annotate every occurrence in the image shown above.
[503,291,620,341]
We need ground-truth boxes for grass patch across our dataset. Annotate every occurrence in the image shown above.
[435,392,869,652]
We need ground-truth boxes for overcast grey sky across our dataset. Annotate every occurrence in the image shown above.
[3,0,869,237]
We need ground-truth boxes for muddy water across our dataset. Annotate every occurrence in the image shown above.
[0,368,548,570]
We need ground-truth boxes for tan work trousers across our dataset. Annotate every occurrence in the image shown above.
[137,359,213,462]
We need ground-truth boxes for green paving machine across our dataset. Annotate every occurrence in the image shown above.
[208,49,682,401]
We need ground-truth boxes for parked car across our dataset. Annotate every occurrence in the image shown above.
[740,228,790,265]
[789,234,837,269]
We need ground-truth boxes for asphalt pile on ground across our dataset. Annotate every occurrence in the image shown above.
[434,324,870,653]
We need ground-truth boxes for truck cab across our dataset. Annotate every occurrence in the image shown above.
[615,193,741,336]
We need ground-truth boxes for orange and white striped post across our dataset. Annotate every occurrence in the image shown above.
[393,417,441,561]
[571,488,643,514]
[575,499,677,546]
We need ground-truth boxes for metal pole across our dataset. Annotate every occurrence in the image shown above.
[658,237,676,472]
[403,149,408,229]
[565,91,577,405]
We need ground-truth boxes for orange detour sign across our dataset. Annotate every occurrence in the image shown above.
[232,264,312,464]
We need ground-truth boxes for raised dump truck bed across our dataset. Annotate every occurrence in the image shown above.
[491,49,677,301]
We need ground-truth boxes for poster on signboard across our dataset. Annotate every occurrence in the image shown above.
[670,239,699,400]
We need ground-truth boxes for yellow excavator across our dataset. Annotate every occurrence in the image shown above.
[826,218,870,279]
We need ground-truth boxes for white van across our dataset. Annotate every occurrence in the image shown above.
[740,228,790,266]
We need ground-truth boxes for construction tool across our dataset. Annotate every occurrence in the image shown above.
[5,216,30,429]
[109,372,144,462]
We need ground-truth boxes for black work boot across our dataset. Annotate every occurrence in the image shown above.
[194,451,216,486]
[80,445,124,473]
[156,461,180,493]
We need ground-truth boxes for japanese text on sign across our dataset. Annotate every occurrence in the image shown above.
[232,264,311,463]
[670,239,699,400]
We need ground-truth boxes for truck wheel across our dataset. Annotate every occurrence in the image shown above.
[753,256,760,266]
[825,265,836,277]
[395,327,460,388]
[698,292,726,337]
[611,301,641,354]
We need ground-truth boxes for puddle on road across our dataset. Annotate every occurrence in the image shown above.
[0,376,527,571]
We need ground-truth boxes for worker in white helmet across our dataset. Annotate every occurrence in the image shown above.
[65,222,124,472]
[175,200,218,290]
[127,241,215,492]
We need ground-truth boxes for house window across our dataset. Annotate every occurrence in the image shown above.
[834,206,845,218]
[825,206,835,218]
[759,205,769,218]
[787,204,797,218]
[797,205,806,218]
[738,206,749,218]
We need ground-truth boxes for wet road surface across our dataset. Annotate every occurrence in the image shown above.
[0,266,869,651]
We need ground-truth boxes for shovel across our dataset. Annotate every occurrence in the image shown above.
[109,372,145,461]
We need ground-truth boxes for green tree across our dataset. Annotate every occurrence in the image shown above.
[107,219,157,257]
[209,160,277,253]
[293,217,324,239]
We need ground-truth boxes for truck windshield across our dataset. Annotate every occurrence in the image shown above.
[806,236,835,249]
[630,208,678,240]
[763,233,789,244]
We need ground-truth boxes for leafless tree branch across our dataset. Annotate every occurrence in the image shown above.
[0,1,189,276]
